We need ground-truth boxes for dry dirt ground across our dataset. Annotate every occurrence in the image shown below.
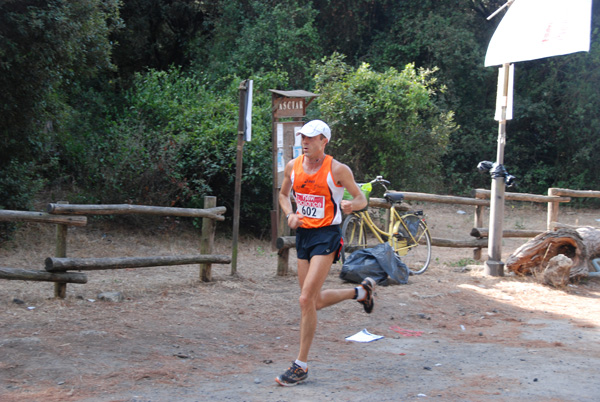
[1,202,600,402]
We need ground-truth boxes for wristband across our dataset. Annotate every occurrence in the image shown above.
[286,213,292,219]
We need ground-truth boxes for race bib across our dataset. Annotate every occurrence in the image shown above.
[295,193,325,219]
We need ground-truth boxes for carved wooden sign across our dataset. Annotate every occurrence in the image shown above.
[273,97,305,118]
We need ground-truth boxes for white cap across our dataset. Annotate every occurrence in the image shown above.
[297,120,331,141]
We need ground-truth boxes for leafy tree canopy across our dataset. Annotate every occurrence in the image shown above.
[314,53,457,192]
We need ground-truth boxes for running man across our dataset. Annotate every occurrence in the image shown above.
[276,119,376,386]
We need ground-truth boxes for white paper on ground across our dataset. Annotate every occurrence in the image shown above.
[345,328,384,343]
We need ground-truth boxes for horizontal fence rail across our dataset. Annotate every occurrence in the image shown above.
[47,203,226,221]
[473,189,571,203]
[275,187,584,274]
[0,210,87,226]
[45,255,232,272]
[0,267,88,283]
[392,191,491,206]
[1,197,227,298]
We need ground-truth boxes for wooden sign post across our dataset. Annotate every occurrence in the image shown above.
[268,89,318,258]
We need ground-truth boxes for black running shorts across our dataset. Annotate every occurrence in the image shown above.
[295,225,342,263]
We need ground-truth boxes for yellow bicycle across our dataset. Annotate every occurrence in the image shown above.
[341,176,432,275]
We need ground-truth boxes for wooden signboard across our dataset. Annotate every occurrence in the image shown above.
[273,97,305,118]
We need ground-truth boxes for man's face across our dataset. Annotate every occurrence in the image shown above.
[301,134,327,158]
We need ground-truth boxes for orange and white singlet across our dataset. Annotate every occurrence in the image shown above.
[291,155,345,229]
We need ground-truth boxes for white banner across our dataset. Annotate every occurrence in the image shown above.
[485,0,592,67]
[244,80,253,141]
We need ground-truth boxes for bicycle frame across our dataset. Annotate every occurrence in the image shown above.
[353,205,426,256]
[341,175,432,274]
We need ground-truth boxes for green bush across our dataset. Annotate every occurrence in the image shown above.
[0,160,46,240]
[59,67,285,234]
[314,54,457,192]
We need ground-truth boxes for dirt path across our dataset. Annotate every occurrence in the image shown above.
[1,203,600,401]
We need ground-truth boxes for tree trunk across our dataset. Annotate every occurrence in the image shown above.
[505,225,600,278]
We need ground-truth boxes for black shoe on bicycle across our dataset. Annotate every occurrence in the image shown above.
[358,277,376,314]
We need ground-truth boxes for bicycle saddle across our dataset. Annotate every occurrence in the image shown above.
[384,192,404,203]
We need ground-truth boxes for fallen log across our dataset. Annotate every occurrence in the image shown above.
[0,267,88,283]
[45,254,232,272]
[506,226,600,278]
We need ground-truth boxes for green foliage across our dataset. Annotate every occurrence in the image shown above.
[0,160,46,211]
[111,0,216,77]
[0,0,122,159]
[0,0,122,210]
[314,54,457,192]
[2,0,600,237]
[311,0,393,63]
[59,67,284,233]
[508,18,600,194]
[366,1,501,194]
[190,0,321,88]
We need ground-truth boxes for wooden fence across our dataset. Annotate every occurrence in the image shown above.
[275,187,587,275]
[0,197,229,298]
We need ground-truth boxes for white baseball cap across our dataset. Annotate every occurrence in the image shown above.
[297,120,331,141]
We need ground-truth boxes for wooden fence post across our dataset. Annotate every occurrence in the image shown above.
[277,248,289,276]
[473,205,484,260]
[547,188,559,230]
[200,196,217,282]
[54,201,68,298]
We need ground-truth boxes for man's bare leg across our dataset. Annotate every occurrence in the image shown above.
[296,253,355,362]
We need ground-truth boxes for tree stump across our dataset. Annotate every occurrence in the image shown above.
[506,225,600,279]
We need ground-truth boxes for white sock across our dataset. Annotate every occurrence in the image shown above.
[295,359,308,371]
[356,286,367,301]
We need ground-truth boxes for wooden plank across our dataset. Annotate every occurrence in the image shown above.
[46,204,226,221]
[45,254,232,272]
[0,210,87,226]
[0,267,87,283]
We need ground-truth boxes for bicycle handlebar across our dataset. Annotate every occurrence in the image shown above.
[369,176,391,188]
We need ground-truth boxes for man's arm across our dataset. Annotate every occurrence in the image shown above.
[332,160,367,214]
[279,159,304,229]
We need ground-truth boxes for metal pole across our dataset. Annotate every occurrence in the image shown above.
[485,63,511,276]
[231,80,247,275]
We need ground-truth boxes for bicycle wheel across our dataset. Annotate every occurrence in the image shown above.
[395,214,432,275]
[341,214,366,263]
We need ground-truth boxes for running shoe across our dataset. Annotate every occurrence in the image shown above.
[358,277,376,314]
[275,362,308,386]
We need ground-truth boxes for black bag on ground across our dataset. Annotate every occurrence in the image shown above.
[340,243,409,286]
